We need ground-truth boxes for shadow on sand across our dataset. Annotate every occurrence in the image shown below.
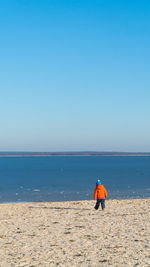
[28,206,90,211]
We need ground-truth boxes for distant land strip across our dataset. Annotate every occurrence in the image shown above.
[0,152,150,157]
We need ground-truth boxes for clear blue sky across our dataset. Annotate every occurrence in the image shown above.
[0,0,150,152]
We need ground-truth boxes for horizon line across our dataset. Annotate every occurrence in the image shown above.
[0,151,150,154]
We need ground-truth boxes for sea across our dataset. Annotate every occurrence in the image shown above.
[0,156,150,203]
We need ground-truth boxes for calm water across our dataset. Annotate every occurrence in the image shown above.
[0,156,150,203]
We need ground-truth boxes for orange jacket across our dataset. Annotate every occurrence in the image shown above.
[94,184,107,200]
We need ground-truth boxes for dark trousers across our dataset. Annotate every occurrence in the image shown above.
[95,199,105,210]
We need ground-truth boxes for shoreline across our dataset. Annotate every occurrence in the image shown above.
[0,195,150,205]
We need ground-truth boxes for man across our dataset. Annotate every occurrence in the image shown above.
[94,179,107,210]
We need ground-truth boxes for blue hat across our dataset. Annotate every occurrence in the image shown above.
[96,180,101,186]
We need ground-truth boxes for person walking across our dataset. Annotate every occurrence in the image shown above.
[94,179,107,210]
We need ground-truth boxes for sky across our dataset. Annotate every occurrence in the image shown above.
[0,0,150,152]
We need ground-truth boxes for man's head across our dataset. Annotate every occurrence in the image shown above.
[96,179,102,186]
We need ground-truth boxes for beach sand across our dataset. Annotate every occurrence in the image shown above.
[0,199,150,266]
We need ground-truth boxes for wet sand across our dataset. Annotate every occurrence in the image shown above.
[0,199,150,266]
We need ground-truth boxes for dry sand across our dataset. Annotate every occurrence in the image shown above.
[0,199,150,267]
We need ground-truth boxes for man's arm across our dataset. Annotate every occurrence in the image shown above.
[94,188,97,200]
[104,187,107,198]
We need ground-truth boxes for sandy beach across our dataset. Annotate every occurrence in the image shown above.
[0,199,150,267]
